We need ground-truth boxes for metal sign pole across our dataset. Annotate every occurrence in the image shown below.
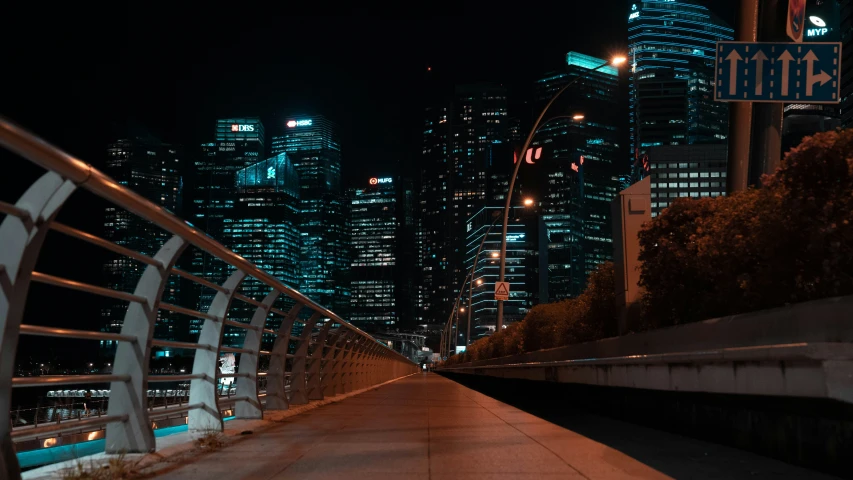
[728,0,788,192]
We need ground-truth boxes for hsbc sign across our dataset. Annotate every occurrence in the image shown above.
[231,124,255,132]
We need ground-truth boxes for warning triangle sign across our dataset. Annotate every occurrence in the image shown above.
[494,282,510,300]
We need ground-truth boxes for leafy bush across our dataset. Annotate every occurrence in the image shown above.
[446,262,615,365]
[639,129,853,328]
[446,129,853,366]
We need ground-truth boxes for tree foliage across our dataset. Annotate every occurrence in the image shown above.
[446,129,853,366]
[447,262,615,365]
[639,129,853,328]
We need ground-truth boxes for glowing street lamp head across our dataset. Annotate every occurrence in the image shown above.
[459,307,466,313]
[523,198,535,207]
[490,252,500,258]
[476,279,483,285]
[611,56,628,66]
[572,114,585,121]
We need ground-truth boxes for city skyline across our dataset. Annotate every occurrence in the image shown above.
[0,3,794,364]
[4,5,737,185]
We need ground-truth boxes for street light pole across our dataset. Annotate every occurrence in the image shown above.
[495,55,626,331]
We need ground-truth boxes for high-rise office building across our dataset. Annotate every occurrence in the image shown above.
[628,0,733,170]
[101,133,182,356]
[349,176,415,330]
[221,153,301,347]
[465,206,542,336]
[842,0,853,128]
[270,115,349,315]
[190,118,265,322]
[532,52,622,299]
[647,144,727,216]
[419,85,509,326]
[419,105,452,326]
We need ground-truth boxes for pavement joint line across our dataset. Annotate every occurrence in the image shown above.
[458,379,592,480]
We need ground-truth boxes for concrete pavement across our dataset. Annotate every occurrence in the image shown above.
[152,373,836,480]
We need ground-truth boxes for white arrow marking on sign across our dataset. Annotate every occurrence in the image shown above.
[777,50,795,96]
[803,50,832,96]
[751,50,769,95]
[725,49,743,95]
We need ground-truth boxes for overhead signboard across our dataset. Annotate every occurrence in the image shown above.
[494,282,510,301]
[714,41,841,104]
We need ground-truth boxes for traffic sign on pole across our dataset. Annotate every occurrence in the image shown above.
[786,0,806,42]
[715,41,841,104]
[494,282,510,301]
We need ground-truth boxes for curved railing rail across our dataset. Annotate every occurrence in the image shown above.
[0,117,417,479]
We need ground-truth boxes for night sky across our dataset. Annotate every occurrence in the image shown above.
[2,3,736,366]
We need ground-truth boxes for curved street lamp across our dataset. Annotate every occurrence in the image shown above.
[495,55,626,331]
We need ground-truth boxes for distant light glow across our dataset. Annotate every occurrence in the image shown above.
[523,198,535,207]
[490,252,499,258]
[572,114,585,120]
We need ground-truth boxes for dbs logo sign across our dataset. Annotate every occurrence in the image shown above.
[513,147,543,164]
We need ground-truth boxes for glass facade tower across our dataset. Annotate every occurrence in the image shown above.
[464,206,541,334]
[349,176,415,330]
[532,52,622,299]
[101,134,182,356]
[628,0,734,171]
[222,153,301,347]
[190,118,265,327]
[270,115,349,315]
[419,85,509,326]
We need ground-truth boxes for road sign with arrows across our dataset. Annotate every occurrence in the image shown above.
[715,41,841,104]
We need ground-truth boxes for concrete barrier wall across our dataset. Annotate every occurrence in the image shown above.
[456,295,853,367]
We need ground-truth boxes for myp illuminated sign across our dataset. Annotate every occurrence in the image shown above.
[286,119,313,128]
[369,177,393,185]
[806,17,828,37]
[231,124,255,132]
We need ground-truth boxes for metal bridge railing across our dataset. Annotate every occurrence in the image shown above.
[0,118,418,479]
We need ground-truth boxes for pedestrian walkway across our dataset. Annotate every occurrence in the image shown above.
[152,373,833,480]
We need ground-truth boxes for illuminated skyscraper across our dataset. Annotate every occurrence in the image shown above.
[270,115,349,315]
[418,84,508,326]
[221,153,301,347]
[349,176,415,330]
[532,52,622,300]
[101,133,183,356]
[189,118,265,328]
[464,206,542,338]
[628,0,733,170]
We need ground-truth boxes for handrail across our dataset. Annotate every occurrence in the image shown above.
[0,116,418,480]
[0,119,381,348]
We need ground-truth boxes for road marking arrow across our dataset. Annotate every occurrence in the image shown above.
[725,49,743,95]
[777,50,795,96]
[751,50,769,95]
[803,50,832,96]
